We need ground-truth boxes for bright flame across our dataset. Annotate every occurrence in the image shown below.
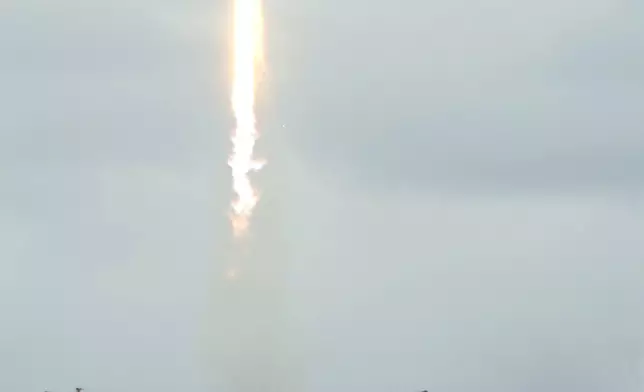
[229,0,264,237]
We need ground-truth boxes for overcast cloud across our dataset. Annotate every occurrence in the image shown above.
[1,1,643,392]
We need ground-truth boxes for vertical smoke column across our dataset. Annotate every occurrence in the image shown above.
[211,217,297,392]
[229,0,264,237]
[208,1,299,391]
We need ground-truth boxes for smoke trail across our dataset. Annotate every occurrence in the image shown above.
[202,1,301,391]
[204,190,302,392]
[209,232,299,392]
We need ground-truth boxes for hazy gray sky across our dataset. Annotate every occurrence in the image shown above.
[1,0,644,391]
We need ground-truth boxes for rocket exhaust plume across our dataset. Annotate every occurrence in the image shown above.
[205,1,302,391]
[229,0,265,237]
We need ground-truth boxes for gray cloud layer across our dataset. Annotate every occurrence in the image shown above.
[2,1,644,392]
[267,0,644,191]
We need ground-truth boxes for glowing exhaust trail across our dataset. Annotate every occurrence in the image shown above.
[229,0,264,237]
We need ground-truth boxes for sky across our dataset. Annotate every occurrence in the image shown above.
[1,0,644,391]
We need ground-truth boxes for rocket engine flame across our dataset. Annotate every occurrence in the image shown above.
[229,0,264,237]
